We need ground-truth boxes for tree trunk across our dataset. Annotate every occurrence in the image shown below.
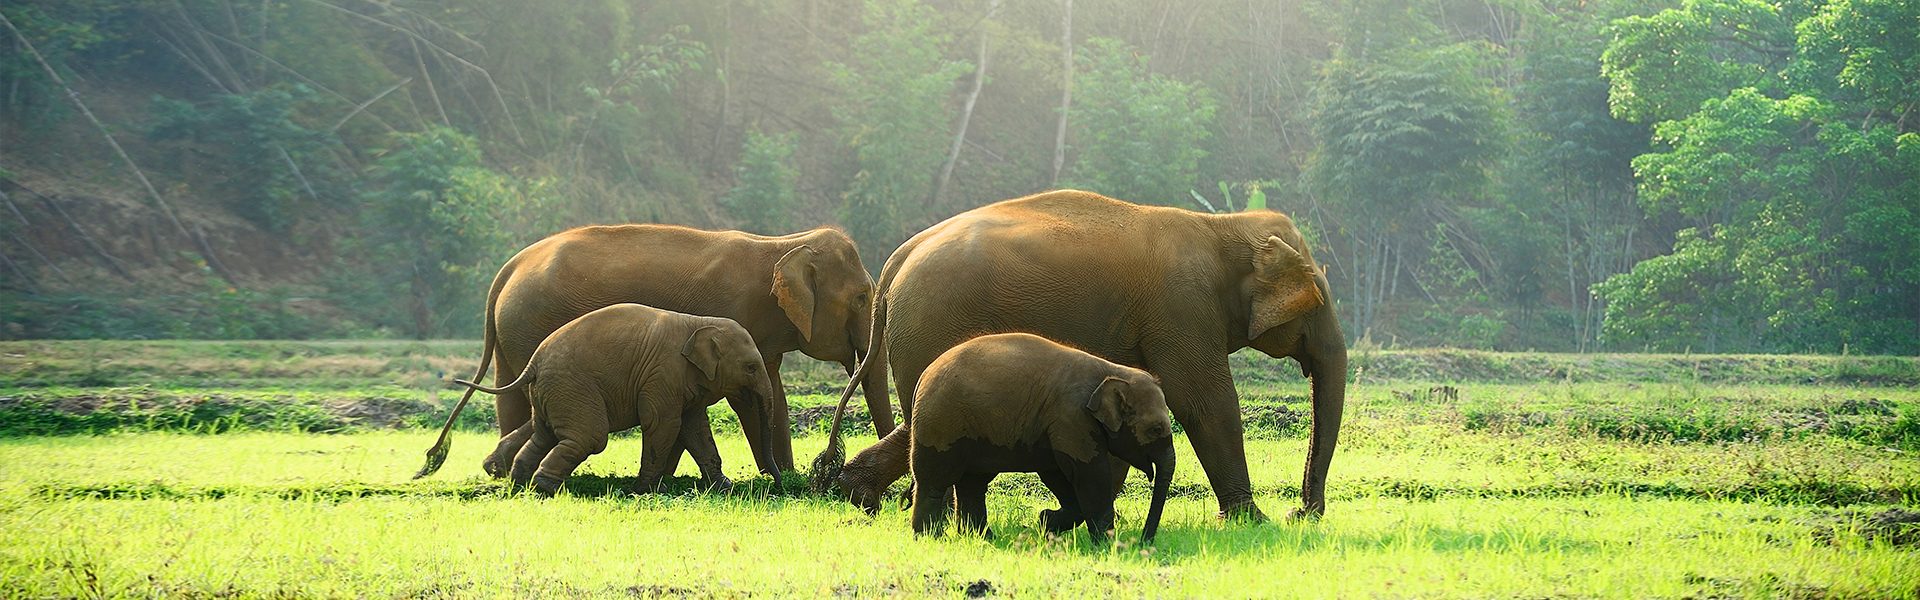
[1048,0,1074,187]
[933,0,999,208]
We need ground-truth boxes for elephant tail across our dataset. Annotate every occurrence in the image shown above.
[808,238,910,493]
[413,275,511,480]
[450,373,529,395]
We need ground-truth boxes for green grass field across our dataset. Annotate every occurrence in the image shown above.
[1,342,1916,598]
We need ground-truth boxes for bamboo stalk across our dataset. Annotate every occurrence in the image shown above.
[0,189,71,284]
[0,9,236,285]
[29,189,137,281]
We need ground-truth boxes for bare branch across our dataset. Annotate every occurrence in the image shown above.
[0,188,72,284]
[328,76,413,134]
[291,0,523,143]
[0,8,237,285]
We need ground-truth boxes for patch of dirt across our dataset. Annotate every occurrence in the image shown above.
[1391,385,1459,403]
[623,584,700,598]
[964,579,995,598]
[1832,397,1896,416]
[1681,573,1832,600]
[1766,407,1834,435]
[790,405,903,434]
[1809,507,1920,547]
[784,381,851,396]
[325,396,435,429]
[1241,405,1307,432]
[51,394,111,413]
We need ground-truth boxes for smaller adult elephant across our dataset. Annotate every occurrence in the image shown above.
[444,304,779,496]
[416,225,887,480]
[904,333,1175,545]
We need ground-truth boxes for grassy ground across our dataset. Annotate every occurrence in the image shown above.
[1,341,1916,598]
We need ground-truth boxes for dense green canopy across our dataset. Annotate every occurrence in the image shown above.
[0,0,1912,352]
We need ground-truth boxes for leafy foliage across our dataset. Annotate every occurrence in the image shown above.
[350,127,547,339]
[0,0,1912,352]
[722,130,798,234]
[826,0,972,263]
[1306,44,1508,217]
[146,85,337,230]
[1066,37,1218,205]
[1595,0,1920,354]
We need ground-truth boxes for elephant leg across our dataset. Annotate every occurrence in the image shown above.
[677,406,732,491]
[1036,469,1084,534]
[857,361,923,485]
[493,352,534,436]
[764,353,794,469]
[910,474,955,538]
[484,421,535,478]
[954,473,993,538]
[1151,352,1265,522]
[533,417,609,497]
[631,413,686,494]
[509,421,559,491]
[1069,456,1120,545]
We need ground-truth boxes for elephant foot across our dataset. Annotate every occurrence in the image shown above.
[625,476,667,496]
[531,475,564,498]
[1039,508,1081,534]
[1287,504,1325,521]
[483,456,511,479]
[702,476,734,494]
[1217,500,1269,524]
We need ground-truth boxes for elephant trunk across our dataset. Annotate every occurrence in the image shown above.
[1143,445,1176,544]
[1298,317,1347,518]
[753,379,784,489]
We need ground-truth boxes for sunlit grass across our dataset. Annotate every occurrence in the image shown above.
[2,341,1916,597]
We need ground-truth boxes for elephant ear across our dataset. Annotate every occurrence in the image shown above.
[682,325,724,382]
[1084,376,1129,433]
[772,245,819,343]
[1247,235,1325,340]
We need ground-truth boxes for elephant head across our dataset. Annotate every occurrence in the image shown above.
[1230,222,1325,343]
[1085,372,1177,544]
[1222,210,1347,518]
[684,322,783,488]
[773,230,875,368]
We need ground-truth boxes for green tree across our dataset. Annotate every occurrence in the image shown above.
[1596,0,1920,353]
[1511,2,1655,349]
[1304,43,1510,336]
[1066,37,1218,205]
[721,130,798,234]
[353,127,534,338]
[147,85,336,231]
[826,0,972,264]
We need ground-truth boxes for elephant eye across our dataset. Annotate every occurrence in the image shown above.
[745,363,759,373]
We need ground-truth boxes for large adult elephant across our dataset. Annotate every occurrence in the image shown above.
[816,190,1346,520]
[418,225,890,479]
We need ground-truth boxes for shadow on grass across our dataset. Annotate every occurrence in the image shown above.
[950,516,1599,563]
[31,471,810,505]
[34,470,1914,509]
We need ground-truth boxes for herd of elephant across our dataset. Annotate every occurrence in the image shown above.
[413,189,1347,544]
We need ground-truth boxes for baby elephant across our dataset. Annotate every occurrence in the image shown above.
[450,303,781,496]
[910,333,1176,544]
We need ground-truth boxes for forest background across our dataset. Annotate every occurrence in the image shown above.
[0,0,1914,354]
